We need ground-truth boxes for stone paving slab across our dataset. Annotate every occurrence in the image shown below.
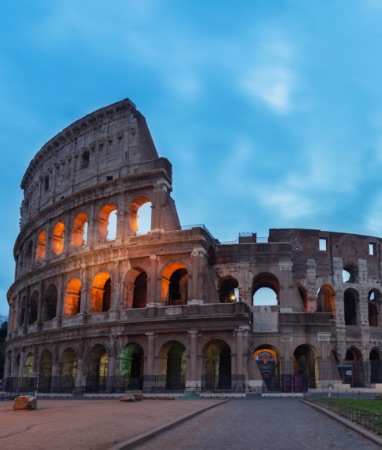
[0,398,221,450]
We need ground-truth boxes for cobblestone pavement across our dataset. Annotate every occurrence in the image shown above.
[135,398,381,450]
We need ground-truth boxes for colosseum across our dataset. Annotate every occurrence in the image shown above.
[4,98,382,394]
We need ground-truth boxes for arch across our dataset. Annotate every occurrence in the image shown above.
[25,240,33,267]
[129,195,152,235]
[252,272,279,306]
[64,278,82,317]
[158,341,186,390]
[316,284,336,316]
[218,276,239,303]
[123,267,148,308]
[253,345,280,391]
[370,349,381,384]
[51,222,65,255]
[28,290,39,325]
[71,212,89,248]
[43,284,57,321]
[203,339,231,390]
[36,230,47,262]
[23,352,34,377]
[368,289,380,327]
[119,343,144,390]
[161,262,189,306]
[38,349,53,393]
[344,288,358,325]
[97,203,117,241]
[90,272,111,312]
[293,344,318,390]
[19,296,26,327]
[345,347,364,387]
[133,272,147,308]
[85,344,108,392]
[60,348,77,378]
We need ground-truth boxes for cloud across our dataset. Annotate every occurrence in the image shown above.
[237,30,299,114]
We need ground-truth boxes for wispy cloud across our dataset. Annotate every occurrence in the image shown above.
[238,31,298,114]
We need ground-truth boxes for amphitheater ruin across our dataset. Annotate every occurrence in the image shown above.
[4,99,382,394]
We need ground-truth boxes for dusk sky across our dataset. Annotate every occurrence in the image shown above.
[1,1,382,317]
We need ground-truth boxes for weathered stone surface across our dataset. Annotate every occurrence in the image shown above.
[13,396,37,410]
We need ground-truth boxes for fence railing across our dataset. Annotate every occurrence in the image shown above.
[306,397,382,436]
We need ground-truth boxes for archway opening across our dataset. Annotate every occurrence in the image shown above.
[253,347,279,391]
[252,273,279,306]
[129,195,152,235]
[219,277,239,303]
[28,290,39,325]
[370,350,381,384]
[293,345,317,390]
[345,348,364,387]
[119,344,144,390]
[51,222,65,255]
[344,289,358,325]
[97,204,117,241]
[204,340,231,390]
[43,284,57,321]
[368,290,379,327]
[64,278,82,317]
[60,348,77,392]
[316,285,335,316]
[159,341,186,391]
[133,272,147,308]
[36,230,47,262]
[38,350,53,392]
[86,344,108,393]
[71,212,89,248]
[90,273,111,312]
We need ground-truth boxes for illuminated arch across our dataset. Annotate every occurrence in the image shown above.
[161,262,189,306]
[97,203,117,241]
[218,276,239,303]
[90,272,111,312]
[316,284,336,316]
[128,195,152,235]
[36,230,47,262]
[71,212,89,248]
[64,278,82,317]
[51,222,65,255]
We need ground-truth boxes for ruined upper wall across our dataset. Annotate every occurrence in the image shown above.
[20,99,163,226]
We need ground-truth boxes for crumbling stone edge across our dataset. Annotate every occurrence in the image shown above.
[300,399,382,447]
[110,399,228,450]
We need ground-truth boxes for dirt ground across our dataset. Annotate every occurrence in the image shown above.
[0,397,221,450]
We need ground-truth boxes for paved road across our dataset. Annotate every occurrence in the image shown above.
[135,398,381,450]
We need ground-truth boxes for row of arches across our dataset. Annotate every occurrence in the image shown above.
[16,264,190,327]
[254,344,382,390]
[12,338,233,392]
[18,199,152,271]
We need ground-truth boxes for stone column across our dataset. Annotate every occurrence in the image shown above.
[144,332,155,389]
[235,328,244,389]
[75,340,85,391]
[187,330,198,390]
[148,255,158,305]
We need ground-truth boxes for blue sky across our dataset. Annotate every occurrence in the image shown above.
[1,0,382,316]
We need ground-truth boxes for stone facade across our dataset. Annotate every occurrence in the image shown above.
[4,99,382,393]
